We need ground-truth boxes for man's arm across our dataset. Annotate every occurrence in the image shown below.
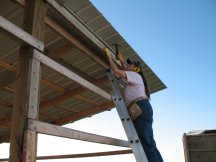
[117,53,128,70]
[104,48,126,79]
[108,57,126,79]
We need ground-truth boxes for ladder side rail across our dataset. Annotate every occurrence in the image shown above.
[107,69,148,162]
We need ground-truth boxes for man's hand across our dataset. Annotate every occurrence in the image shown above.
[104,48,112,59]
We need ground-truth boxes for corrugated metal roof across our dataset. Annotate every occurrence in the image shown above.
[0,0,166,143]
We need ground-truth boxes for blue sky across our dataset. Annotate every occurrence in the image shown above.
[1,1,216,162]
[88,1,216,162]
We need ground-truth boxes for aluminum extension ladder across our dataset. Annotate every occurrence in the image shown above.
[106,69,149,162]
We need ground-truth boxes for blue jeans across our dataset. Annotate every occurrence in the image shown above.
[133,99,164,162]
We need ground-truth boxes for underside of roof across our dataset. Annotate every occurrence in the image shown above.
[0,0,166,143]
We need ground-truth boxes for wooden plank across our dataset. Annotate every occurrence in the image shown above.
[28,119,129,148]
[46,0,115,56]
[47,43,72,59]
[187,135,216,150]
[0,15,44,52]
[183,133,190,162]
[0,150,132,161]
[26,56,41,119]
[37,149,132,160]
[9,0,46,161]
[45,15,109,68]
[22,130,37,162]
[33,50,111,101]
[0,60,16,72]
[40,76,108,109]
[14,0,111,68]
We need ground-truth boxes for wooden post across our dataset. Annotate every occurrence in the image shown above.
[9,0,46,162]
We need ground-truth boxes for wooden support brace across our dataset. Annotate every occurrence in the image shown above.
[37,149,133,160]
[0,15,44,51]
[33,50,111,101]
[0,149,132,161]
[28,119,129,148]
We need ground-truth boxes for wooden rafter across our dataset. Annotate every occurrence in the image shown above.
[40,76,108,109]
[47,43,72,59]
[0,60,101,105]
[13,0,110,68]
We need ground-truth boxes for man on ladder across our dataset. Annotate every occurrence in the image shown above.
[104,47,164,162]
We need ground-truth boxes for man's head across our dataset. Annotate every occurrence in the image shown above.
[126,58,141,72]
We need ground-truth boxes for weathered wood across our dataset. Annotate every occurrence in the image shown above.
[45,15,109,68]
[37,149,132,160]
[0,149,132,161]
[0,15,44,51]
[47,43,72,59]
[0,60,16,72]
[183,132,216,162]
[27,56,41,119]
[40,76,108,109]
[46,0,116,57]
[28,119,129,148]
[9,0,46,162]
[183,133,190,162]
[22,130,37,162]
[33,50,111,101]
[14,0,111,68]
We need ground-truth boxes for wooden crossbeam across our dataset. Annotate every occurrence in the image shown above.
[45,14,108,68]
[0,15,44,51]
[0,100,114,143]
[0,125,10,129]
[39,149,133,160]
[0,149,132,161]
[40,76,108,109]
[28,119,129,147]
[46,0,115,58]
[0,60,66,92]
[0,60,100,105]
[33,50,111,101]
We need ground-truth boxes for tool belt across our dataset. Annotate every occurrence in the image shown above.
[127,97,145,120]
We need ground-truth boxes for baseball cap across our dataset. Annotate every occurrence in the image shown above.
[127,58,140,67]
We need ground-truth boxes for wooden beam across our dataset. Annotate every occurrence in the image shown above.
[0,99,59,125]
[33,50,111,101]
[55,104,79,113]
[40,76,108,109]
[9,0,46,161]
[75,95,100,105]
[0,125,10,129]
[46,0,116,57]
[47,43,72,59]
[14,0,112,68]
[0,61,16,72]
[40,78,66,93]
[45,15,109,68]
[0,15,44,52]
[28,119,129,148]
[37,149,132,160]
[0,60,101,105]
[0,149,132,161]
